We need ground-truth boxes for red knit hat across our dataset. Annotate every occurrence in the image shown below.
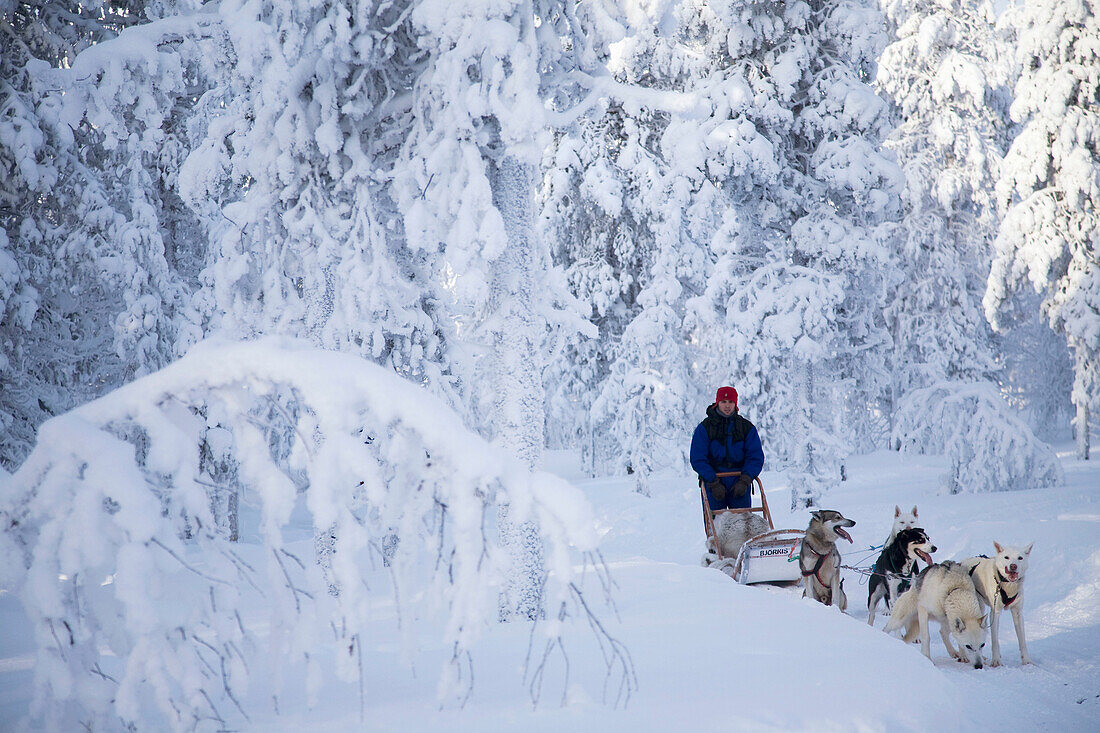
[715,386,738,406]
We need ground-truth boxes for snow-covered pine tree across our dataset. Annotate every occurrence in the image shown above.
[590,239,695,495]
[872,0,1061,494]
[396,0,604,618]
[188,0,457,399]
[893,381,1063,493]
[986,0,1100,459]
[877,0,1006,395]
[541,5,716,486]
[782,0,902,505]
[541,104,662,477]
[667,0,901,508]
[60,13,218,375]
[0,2,142,468]
[542,109,708,481]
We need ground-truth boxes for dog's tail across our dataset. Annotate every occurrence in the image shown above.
[883,586,917,635]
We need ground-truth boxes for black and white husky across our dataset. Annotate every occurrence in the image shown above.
[866,527,936,626]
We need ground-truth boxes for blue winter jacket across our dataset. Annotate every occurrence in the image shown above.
[690,405,765,509]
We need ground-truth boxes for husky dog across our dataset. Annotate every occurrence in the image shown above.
[885,505,926,577]
[867,527,937,626]
[887,505,919,544]
[884,561,987,669]
[799,510,856,611]
[962,542,1033,666]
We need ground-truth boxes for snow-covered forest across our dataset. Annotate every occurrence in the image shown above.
[1,0,1098,730]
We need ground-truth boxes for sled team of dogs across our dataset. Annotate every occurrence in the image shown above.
[705,504,1034,668]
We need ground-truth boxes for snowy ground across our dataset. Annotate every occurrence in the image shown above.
[2,444,1098,731]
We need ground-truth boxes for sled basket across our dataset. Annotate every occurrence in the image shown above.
[731,529,805,584]
[702,472,805,585]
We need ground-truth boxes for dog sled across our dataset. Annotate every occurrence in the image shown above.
[703,472,805,584]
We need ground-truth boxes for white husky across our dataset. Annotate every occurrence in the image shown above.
[887,505,919,544]
[884,561,987,669]
[962,542,1033,666]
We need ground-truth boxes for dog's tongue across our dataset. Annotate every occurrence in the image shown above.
[835,527,853,543]
[917,549,933,565]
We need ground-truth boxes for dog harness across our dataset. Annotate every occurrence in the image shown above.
[800,541,838,597]
[968,560,1019,608]
[994,569,1019,607]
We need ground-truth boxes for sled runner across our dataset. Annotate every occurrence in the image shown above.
[702,472,805,585]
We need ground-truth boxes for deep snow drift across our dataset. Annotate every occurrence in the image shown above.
[2,445,1097,731]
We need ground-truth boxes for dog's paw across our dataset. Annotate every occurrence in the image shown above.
[1021,656,1032,665]
[989,658,1002,668]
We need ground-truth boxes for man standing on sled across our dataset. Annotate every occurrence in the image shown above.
[690,386,764,516]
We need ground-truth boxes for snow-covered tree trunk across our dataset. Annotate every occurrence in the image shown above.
[490,154,546,469]
[1076,389,1090,461]
[490,152,546,620]
[789,357,827,510]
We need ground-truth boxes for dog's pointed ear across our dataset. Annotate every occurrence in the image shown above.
[894,505,901,517]
[981,614,990,630]
[811,510,823,521]
[955,617,965,633]
[911,506,918,517]
[1023,542,1033,555]
[993,541,1004,554]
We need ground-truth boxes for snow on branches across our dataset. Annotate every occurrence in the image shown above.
[0,339,626,730]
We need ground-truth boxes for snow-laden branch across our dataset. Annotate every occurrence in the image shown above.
[0,337,620,730]
[544,71,713,128]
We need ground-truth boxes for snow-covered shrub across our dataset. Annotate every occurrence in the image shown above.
[0,339,622,731]
[892,381,1063,494]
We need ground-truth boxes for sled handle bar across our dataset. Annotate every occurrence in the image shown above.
[713,472,770,526]
[713,471,765,498]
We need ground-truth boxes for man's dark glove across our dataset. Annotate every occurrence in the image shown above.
[705,479,726,502]
[732,474,753,499]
